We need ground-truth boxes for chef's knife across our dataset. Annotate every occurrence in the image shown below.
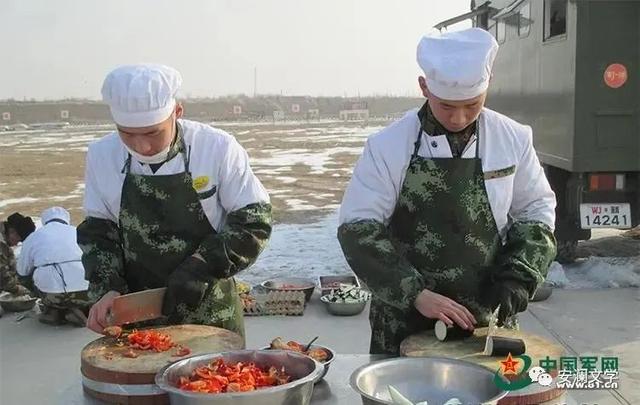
[106,287,167,326]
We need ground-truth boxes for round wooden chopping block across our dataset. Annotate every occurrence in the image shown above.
[400,327,567,405]
[81,324,244,404]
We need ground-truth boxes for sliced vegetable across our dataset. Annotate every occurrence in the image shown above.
[173,345,192,357]
[388,385,415,405]
[178,358,291,393]
[127,329,175,352]
[434,320,473,342]
[322,284,370,303]
[103,326,123,338]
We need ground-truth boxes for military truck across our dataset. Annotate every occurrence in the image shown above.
[436,0,639,262]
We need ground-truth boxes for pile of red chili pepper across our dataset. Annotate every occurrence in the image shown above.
[127,329,175,352]
[178,358,291,393]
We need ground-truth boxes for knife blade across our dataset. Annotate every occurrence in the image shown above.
[483,305,500,355]
[106,287,167,326]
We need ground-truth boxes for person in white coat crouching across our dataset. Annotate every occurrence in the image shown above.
[17,207,89,326]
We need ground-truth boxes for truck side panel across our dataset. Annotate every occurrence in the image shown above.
[574,0,640,172]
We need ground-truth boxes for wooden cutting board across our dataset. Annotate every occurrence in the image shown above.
[81,324,244,404]
[401,328,567,405]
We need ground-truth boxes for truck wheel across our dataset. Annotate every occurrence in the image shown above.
[556,239,578,264]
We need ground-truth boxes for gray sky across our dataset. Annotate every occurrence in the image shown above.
[1,0,471,100]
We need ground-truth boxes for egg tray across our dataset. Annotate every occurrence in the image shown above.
[241,290,306,316]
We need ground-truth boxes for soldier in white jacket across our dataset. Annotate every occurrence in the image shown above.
[78,64,271,337]
[17,207,89,326]
[338,28,557,354]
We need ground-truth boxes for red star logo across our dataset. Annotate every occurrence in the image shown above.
[500,353,520,375]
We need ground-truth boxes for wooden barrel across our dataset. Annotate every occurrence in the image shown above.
[401,327,567,405]
[81,325,244,404]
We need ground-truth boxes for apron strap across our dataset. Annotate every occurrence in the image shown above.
[475,129,480,158]
[53,263,68,294]
[121,153,133,174]
[412,127,423,159]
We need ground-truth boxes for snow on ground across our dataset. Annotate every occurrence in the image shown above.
[237,211,353,286]
[547,258,640,289]
[0,197,41,209]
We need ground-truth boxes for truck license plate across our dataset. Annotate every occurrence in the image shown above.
[580,203,632,229]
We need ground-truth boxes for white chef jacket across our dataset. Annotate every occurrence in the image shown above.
[83,119,270,231]
[17,222,88,294]
[339,107,556,237]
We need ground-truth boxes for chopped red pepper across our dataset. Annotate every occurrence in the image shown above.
[127,330,175,352]
[177,358,291,393]
[173,346,192,357]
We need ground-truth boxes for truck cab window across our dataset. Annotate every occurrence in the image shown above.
[544,0,567,40]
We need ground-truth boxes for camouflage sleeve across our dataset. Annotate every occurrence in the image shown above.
[338,219,434,312]
[494,221,557,296]
[196,202,272,279]
[77,217,128,301]
[0,241,28,295]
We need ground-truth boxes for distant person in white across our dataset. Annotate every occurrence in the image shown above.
[17,207,89,326]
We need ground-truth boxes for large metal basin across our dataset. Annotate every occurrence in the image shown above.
[261,277,316,302]
[155,350,323,405]
[350,357,508,405]
[0,294,37,312]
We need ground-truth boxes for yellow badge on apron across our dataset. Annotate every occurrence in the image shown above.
[192,176,209,191]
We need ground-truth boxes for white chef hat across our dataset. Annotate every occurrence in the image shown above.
[417,28,499,101]
[101,64,182,127]
[41,206,71,225]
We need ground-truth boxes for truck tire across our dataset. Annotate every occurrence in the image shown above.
[556,239,578,264]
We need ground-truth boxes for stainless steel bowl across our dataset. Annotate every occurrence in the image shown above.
[320,295,369,316]
[259,344,336,383]
[350,357,508,405]
[261,277,315,302]
[156,350,323,405]
[0,297,37,312]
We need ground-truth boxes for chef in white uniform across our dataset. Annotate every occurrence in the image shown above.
[78,64,271,336]
[17,207,90,326]
[338,28,557,354]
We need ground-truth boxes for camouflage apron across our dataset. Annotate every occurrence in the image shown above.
[119,134,244,337]
[370,123,501,354]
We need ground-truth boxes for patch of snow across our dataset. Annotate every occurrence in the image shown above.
[238,211,353,286]
[276,177,297,184]
[0,197,40,209]
[547,258,640,289]
[286,199,322,211]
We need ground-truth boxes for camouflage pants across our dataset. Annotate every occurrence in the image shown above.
[38,290,91,313]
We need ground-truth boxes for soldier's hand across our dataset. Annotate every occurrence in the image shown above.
[87,290,120,333]
[414,289,476,331]
[491,280,529,325]
[162,256,210,320]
